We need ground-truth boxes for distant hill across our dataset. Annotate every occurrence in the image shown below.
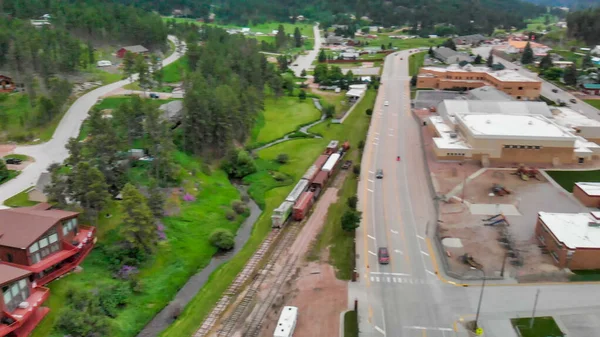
[523,0,599,9]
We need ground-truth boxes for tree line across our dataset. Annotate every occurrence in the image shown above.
[567,7,600,45]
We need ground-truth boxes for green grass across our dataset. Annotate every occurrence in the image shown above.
[546,170,600,192]
[3,188,39,208]
[585,100,600,110]
[551,50,583,67]
[570,269,600,282]
[86,68,123,85]
[355,36,444,51]
[511,317,564,337]
[250,96,321,145]
[344,311,359,337]
[165,19,315,40]
[162,56,188,83]
[31,151,247,337]
[3,154,29,161]
[409,52,426,76]
[0,170,20,186]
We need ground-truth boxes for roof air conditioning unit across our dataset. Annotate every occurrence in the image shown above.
[528,121,534,125]
[450,133,458,138]
[18,302,30,309]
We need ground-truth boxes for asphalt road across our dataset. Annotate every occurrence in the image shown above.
[352,50,600,337]
[290,24,321,77]
[472,46,600,119]
[0,36,186,207]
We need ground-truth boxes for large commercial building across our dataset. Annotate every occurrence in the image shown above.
[417,65,542,100]
[573,182,600,207]
[535,212,600,270]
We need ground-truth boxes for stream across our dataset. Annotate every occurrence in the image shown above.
[137,185,262,337]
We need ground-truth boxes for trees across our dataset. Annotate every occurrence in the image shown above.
[538,54,554,70]
[300,69,307,77]
[209,229,235,250]
[298,90,307,100]
[567,8,600,45]
[341,210,361,232]
[313,63,329,83]
[583,52,593,69]
[318,49,327,63]
[347,196,358,209]
[442,39,457,51]
[275,24,288,49]
[473,55,482,64]
[543,67,563,81]
[0,159,8,182]
[151,55,164,88]
[119,183,157,254]
[136,56,151,90]
[486,51,494,68]
[222,150,258,178]
[147,180,165,218]
[521,42,534,65]
[563,64,578,86]
[277,55,288,72]
[293,27,303,48]
[70,162,111,219]
[122,52,136,81]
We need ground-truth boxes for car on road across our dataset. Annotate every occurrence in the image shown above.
[384,101,389,106]
[5,158,22,165]
[552,89,558,93]
[570,98,577,104]
[293,63,298,66]
[149,93,160,99]
[376,169,384,179]
[378,247,390,264]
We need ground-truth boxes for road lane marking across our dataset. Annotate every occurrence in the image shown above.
[393,278,397,283]
[376,276,380,282]
[369,170,375,174]
[394,249,403,254]
[373,142,379,146]
[375,132,379,135]
[375,326,386,335]
[368,179,375,183]
[421,251,430,256]
[388,134,394,137]
[390,229,398,234]
[387,277,391,282]
[368,235,376,240]
[426,270,435,276]
[417,235,424,240]
[381,308,387,336]
[368,251,377,256]
[370,272,410,276]
[368,188,374,193]
[370,276,375,282]
[404,326,455,332]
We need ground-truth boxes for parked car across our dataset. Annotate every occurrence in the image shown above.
[149,93,160,99]
[570,98,577,104]
[384,101,389,106]
[376,169,384,179]
[378,247,390,264]
[552,89,558,93]
[5,158,22,165]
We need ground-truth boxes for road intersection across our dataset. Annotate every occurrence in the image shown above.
[352,49,600,337]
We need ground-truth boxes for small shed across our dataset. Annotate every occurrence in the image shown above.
[116,45,149,58]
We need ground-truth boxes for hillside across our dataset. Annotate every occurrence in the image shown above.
[523,0,599,9]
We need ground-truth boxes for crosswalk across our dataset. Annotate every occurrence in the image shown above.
[369,275,429,284]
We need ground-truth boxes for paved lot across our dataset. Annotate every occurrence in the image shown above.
[558,312,600,336]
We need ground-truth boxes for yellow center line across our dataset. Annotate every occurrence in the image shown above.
[422,329,427,337]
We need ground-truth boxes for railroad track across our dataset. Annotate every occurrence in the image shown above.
[216,224,301,337]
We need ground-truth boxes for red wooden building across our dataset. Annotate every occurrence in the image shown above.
[116,45,149,58]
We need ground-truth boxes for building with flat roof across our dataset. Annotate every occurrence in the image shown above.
[433,47,473,64]
[535,211,600,270]
[573,182,600,207]
[467,86,513,101]
[437,100,552,121]
[417,64,542,100]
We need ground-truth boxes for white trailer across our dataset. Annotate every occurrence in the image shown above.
[273,306,298,337]
[321,153,341,173]
[285,179,309,203]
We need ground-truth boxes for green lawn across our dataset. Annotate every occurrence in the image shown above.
[86,68,123,85]
[570,269,600,282]
[165,19,315,40]
[585,100,600,110]
[3,187,38,208]
[546,170,600,192]
[0,170,20,186]
[344,311,359,337]
[162,56,188,83]
[355,36,444,51]
[409,51,426,76]
[3,154,30,161]
[32,152,247,337]
[511,317,564,337]
[250,96,321,146]
[551,50,583,67]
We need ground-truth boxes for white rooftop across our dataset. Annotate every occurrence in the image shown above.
[539,212,600,249]
[576,182,600,196]
[457,113,576,140]
[551,107,600,128]
[439,100,552,119]
[274,306,298,337]
[429,116,471,150]
[421,65,540,83]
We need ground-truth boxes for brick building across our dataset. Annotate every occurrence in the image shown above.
[535,212,600,270]
[417,64,542,100]
[573,182,600,207]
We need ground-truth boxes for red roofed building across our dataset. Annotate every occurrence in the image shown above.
[0,204,96,286]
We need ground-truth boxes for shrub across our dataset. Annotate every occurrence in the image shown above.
[225,210,236,221]
[273,172,287,181]
[276,153,289,164]
[99,283,131,318]
[366,108,372,116]
[341,210,362,232]
[347,196,358,209]
[299,90,307,100]
[232,200,247,214]
[353,164,361,175]
[209,228,235,250]
[358,140,365,150]
[201,163,212,176]
[222,150,257,178]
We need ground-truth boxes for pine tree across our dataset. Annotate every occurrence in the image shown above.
[563,64,578,86]
[538,54,553,70]
[136,56,151,90]
[293,27,302,48]
[521,42,534,64]
[122,52,136,81]
[275,24,287,49]
[318,49,326,63]
[147,179,165,218]
[582,52,593,69]
[474,55,482,64]
[486,51,494,68]
[119,183,156,253]
[70,162,110,219]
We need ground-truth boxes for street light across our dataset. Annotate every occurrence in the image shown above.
[472,267,486,331]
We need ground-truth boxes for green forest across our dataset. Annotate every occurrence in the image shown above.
[567,7,600,45]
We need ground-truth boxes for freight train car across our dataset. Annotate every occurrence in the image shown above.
[271,201,295,228]
[285,179,310,203]
[292,191,315,221]
[321,153,341,176]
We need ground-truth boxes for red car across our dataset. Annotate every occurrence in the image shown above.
[378,247,390,264]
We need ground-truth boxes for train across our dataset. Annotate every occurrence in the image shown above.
[271,140,350,228]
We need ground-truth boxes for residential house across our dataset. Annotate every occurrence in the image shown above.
[582,84,600,96]
[27,173,51,203]
[0,75,15,93]
[0,205,96,286]
[453,34,486,46]
[433,47,473,64]
[592,46,600,56]
[325,35,344,45]
[0,265,50,337]
[503,40,551,56]
[340,52,359,60]
[116,45,149,58]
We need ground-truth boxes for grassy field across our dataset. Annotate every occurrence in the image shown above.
[585,100,600,110]
[570,269,600,282]
[409,51,426,76]
[164,18,314,40]
[344,311,359,337]
[551,50,583,67]
[355,36,444,51]
[162,56,188,83]
[3,187,38,207]
[546,170,600,192]
[511,317,564,337]
[250,96,321,146]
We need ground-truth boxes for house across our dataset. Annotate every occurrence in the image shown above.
[504,40,551,56]
[433,47,473,64]
[116,45,149,58]
[0,75,15,93]
[582,83,600,95]
[159,100,184,123]
[27,172,51,203]
[325,35,344,45]
[340,52,359,60]
[0,205,96,286]
[0,264,50,337]
[592,46,600,56]
[453,34,486,46]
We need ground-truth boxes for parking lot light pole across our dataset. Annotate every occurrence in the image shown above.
[472,267,486,331]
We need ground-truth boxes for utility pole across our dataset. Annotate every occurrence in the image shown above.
[529,289,541,329]
[500,251,508,277]
[474,268,486,330]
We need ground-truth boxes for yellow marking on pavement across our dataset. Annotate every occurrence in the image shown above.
[422,329,427,337]
[368,305,373,323]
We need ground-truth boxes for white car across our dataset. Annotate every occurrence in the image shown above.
[384,101,389,106]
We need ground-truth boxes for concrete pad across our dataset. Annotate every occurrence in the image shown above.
[469,204,521,216]
[442,237,463,248]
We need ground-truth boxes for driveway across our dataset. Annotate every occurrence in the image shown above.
[290,24,321,77]
[0,35,186,206]
[472,46,600,120]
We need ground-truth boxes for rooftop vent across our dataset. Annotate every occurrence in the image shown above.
[528,120,534,125]
[486,120,491,124]
[450,133,458,138]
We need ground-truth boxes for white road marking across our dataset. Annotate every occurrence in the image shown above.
[376,277,380,282]
[394,249,403,254]
[371,276,375,282]
[370,272,410,276]
[388,134,394,137]
[368,251,377,256]
[390,229,398,234]
[369,170,375,174]
[387,277,391,282]
[375,326,386,335]
[381,309,387,336]
[368,235,376,240]
[421,251,430,256]
[426,270,436,276]
[393,278,397,283]
[375,132,380,135]
[409,279,413,284]
[373,142,379,146]
[368,179,375,183]
[404,326,454,332]
[368,189,374,193]
[417,235,424,240]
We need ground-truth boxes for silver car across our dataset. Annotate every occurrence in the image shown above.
[376,169,384,179]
